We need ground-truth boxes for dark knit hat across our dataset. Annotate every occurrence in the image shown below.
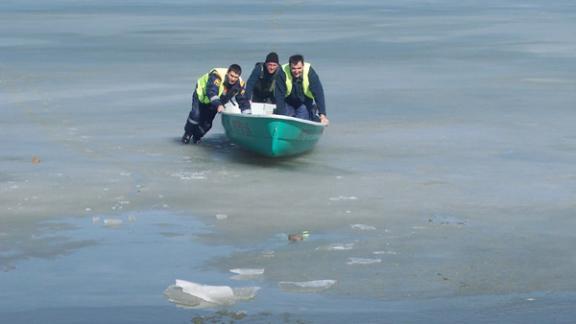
[265,52,279,64]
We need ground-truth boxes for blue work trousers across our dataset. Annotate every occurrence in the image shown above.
[184,92,217,140]
[282,103,311,120]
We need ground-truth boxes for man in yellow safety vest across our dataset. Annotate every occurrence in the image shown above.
[182,64,250,144]
[274,54,329,125]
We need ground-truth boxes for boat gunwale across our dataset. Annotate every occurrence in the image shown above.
[221,111,325,127]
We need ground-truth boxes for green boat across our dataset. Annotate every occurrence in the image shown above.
[221,103,325,157]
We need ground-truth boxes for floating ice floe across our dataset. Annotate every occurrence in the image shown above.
[229,268,265,280]
[171,171,207,181]
[261,250,275,258]
[373,250,398,255]
[278,280,337,293]
[103,218,123,226]
[347,257,382,265]
[215,214,228,220]
[230,268,265,276]
[316,243,355,251]
[523,77,572,84]
[350,224,376,231]
[329,195,358,201]
[428,215,466,225]
[164,279,260,308]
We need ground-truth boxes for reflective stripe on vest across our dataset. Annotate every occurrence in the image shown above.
[196,68,228,104]
[282,62,314,99]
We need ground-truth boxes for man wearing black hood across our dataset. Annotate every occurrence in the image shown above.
[244,52,280,104]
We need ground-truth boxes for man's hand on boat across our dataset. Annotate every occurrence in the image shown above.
[217,105,225,113]
[319,114,330,126]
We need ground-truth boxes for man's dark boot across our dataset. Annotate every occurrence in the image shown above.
[181,133,192,144]
[192,136,201,144]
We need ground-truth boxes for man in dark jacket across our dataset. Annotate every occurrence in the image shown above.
[274,54,329,125]
[245,52,280,104]
[181,64,250,144]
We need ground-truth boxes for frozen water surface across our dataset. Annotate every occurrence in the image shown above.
[1,0,576,322]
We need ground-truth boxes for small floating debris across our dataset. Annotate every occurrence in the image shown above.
[164,279,259,308]
[215,214,228,220]
[350,224,376,231]
[31,156,41,164]
[278,280,336,293]
[347,257,382,265]
[288,230,310,242]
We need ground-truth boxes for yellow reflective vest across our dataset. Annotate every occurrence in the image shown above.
[282,63,315,99]
[196,68,228,104]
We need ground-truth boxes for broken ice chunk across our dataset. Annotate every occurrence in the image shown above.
[347,257,382,265]
[373,250,398,255]
[329,196,358,201]
[350,224,376,231]
[278,280,336,293]
[175,279,234,304]
[103,218,123,227]
[229,268,265,280]
[316,243,355,251]
[164,279,260,308]
[428,215,466,225]
[230,268,265,276]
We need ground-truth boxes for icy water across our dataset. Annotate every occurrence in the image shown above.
[2,0,576,323]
